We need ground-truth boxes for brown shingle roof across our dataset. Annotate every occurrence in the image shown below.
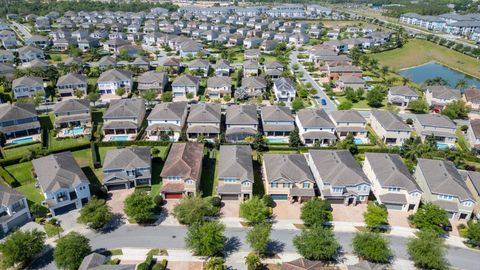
[160,143,204,181]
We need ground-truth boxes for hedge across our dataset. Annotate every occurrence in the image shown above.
[3,141,39,150]
[0,166,19,187]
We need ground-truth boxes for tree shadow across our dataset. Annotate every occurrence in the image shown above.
[27,246,54,269]
[223,236,241,257]
[266,240,285,254]
[99,213,125,234]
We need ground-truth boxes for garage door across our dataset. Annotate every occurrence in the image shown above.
[328,198,345,204]
[384,203,403,210]
[221,194,238,200]
[53,203,77,216]
[165,193,183,199]
[6,213,30,231]
[106,183,128,191]
[270,194,288,200]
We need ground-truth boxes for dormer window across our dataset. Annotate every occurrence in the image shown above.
[388,187,401,192]
[463,201,473,207]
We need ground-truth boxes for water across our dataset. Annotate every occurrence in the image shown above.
[399,62,480,88]
[65,127,85,135]
[436,143,450,149]
[12,137,33,144]
[109,135,129,141]
[267,138,288,143]
[353,138,364,145]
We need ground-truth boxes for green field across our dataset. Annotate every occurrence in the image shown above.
[371,39,480,79]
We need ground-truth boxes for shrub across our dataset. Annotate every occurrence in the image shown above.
[206,196,222,207]
[154,195,163,206]
[137,262,149,270]
[262,195,274,208]
[240,197,271,224]
[152,263,165,270]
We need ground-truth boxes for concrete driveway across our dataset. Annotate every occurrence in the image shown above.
[166,261,203,270]
[220,200,240,218]
[107,189,135,215]
[388,210,411,228]
[331,203,367,223]
[272,201,301,220]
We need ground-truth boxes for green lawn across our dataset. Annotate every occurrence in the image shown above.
[150,157,163,197]
[336,95,386,110]
[15,182,43,205]
[5,162,35,184]
[3,143,42,159]
[72,149,93,167]
[200,148,217,197]
[49,136,89,151]
[44,223,64,237]
[456,128,470,152]
[371,39,480,79]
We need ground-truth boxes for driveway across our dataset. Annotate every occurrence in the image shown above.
[166,261,203,270]
[220,200,240,218]
[272,201,301,220]
[388,210,411,228]
[107,189,135,215]
[331,203,367,223]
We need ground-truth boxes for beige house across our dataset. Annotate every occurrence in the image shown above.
[462,170,480,219]
[186,103,221,141]
[467,119,480,150]
[369,110,412,146]
[329,110,367,142]
[363,153,422,212]
[217,145,254,200]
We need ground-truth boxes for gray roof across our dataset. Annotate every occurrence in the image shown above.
[12,76,43,88]
[243,59,259,69]
[338,75,364,84]
[226,105,258,125]
[53,99,90,114]
[187,58,209,69]
[188,103,221,123]
[461,170,480,196]
[242,76,266,89]
[470,119,480,140]
[0,103,37,121]
[427,85,461,100]
[0,184,25,206]
[137,70,167,84]
[417,158,475,202]
[103,98,145,119]
[207,76,231,88]
[32,151,89,192]
[79,253,135,270]
[296,108,335,128]
[263,154,314,183]
[415,114,455,129]
[261,106,294,122]
[18,45,43,54]
[309,150,370,187]
[365,153,421,193]
[98,69,132,83]
[103,147,151,170]
[172,74,200,87]
[218,145,253,181]
[160,143,204,181]
[273,77,294,92]
[389,86,419,97]
[57,73,87,86]
[213,59,231,70]
[370,110,411,131]
[148,102,187,121]
[98,56,117,66]
[329,110,365,124]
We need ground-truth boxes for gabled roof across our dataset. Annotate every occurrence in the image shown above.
[261,106,294,122]
[370,110,411,131]
[57,73,87,85]
[18,45,43,54]
[464,88,480,104]
[32,151,89,192]
[53,99,90,114]
[0,103,37,121]
[389,85,419,97]
[103,147,151,170]
[207,76,231,88]
[218,145,254,181]
[281,258,325,270]
[12,76,43,88]
[172,74,200,87]
[273,77,294,92]
[226,105,258,125]
[329,110,365,124]
[263,154,314,183]
[98,56,117,66]
[98,69,132,82]
[243,59,259,69]
[213,59,231,70]
[0,184,25,206]
[148,101,187,121]
[242,76,266,88]
[160,143,204,181]
[137,70,167,84]
[296,108,335,128]
[188,103,221,123]
[309,150,370,187]
[427,85,461,100]
[103,98,145,119]
[187,58,209,69]
[470,119,480,140]
[415,114,455,129]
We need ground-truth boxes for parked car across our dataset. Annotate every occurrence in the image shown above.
[321,99,327,106]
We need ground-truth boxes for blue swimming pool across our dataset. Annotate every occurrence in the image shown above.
[268,138,288,143]
[12,137,34,144]
[353,138,364,145]
[437,143,450,149]
[110,135,129,141]
[65,127,85,135]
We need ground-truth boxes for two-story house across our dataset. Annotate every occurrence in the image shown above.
[369,110,412,146]
[461,170,480,219]
[12,76,45,99]
[363,153,422,212]
[186,103,221,141]
[217,145,254,200]
[102,147,152,190]
[0,103,41,144]
[0,185,31,235]
[136,71,168,94]
[56,73,88,98]
[146,102,188,141]
[18,45,45,63]
[225,105,258,142]
[388,86,419,107]
[172,75,200,97]
[53,99,91,131]
[160,143,204,199]
[206,76,232,99]
[425,85,461,112]
[329,110,367,142]
[307,150,371,205]
[102,98,146,140]
[414,114,456,148]
[467,119,480,150]
[97,69,133,96]
[213,59,231,76]
[260,106,295,143]
[272,77,296,103]
[263,153,316,202]
[414,158,476,220]
[295,108,337,146]
[33,152,91,216]
[240,76,267,98]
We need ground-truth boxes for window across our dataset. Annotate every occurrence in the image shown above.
[437,194,454,200]
[388,187,401,192]
[303,182,310,188]
[283,183,290,188]
[271,183,278,188]
[463,201,473,207]
[333,187,343,193]
[243,182,251,187]
[186,180,194,185]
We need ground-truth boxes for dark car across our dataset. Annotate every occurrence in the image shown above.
[321,99,327,106]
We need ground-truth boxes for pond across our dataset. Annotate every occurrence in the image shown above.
[399,62,480,88]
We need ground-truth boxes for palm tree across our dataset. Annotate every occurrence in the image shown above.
[401,76,410,86]
[206,257,225,270]
[245,252,262,270]
[456,79,467,90]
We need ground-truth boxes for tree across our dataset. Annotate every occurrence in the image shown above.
[206,257,226,270]
[252,132,267,151]
[161,91,173,102]
[345,87,358,103]
[240,197,271,224]
[300,197,332,227]
[186,92,194,99]
[124,191,156,224]
[407,230,448,270]
[74,89,84,99]
[441,100,470,119]
[115,87,126,97]
[87,91,100,106]
[410,202,449,234]
[338,100,353,110]
[293,226,340,261]
[425,77,448,86]
[141,89,158,106]
[407,99,429,113]
[77,196,113,230]
[337,133,359,155]
[54,232,91,270]
[185,221,225,256]
[289,127,302,148]
[223,94,231,102]
[455,79,467,90]
[363,202,388,231]
[466,220,480,247]
[245,252,262,270]
[291,98,304,112]
[0,229,46,268]
[246,223,272,254]
[366,87,385,108]
[172,195,219,225]
[352,232,392,263]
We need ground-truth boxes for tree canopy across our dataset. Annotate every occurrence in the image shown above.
[172,195,219,225]
[441,100,470,120]
[300,197,332,227]
[407,230,448,270]
[124,191,157,224]
[77,196,113,230]
[0,229,46,268]
[293,226,340,261]
[185,221,225,256]
[246,223,272,254]
[240,197,271,224]
[352,232,392,263]
[54,232,91,270]
[410,202,449,234]
[363,202,389,231]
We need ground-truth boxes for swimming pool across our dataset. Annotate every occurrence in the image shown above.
[12,137,34,144]
[436,143,450,149]
[110,135,129,141]
[65,127,85,135]
[268,138,288,143]
[353,138,364,145]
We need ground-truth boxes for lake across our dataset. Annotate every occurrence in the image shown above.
[399,62,480,88]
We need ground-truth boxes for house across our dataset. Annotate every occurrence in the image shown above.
[53,99,91,129]
[0,185,31,235]
[244,37,262,48]
[329,110,367,142]
[217,145,254,200]
[336,75,365,91]
[186,103,221,141]
[187,59,209,77]
[102,98,146,139]
[414,158,476,220]
[272,77,296,102]
[0,50,14,63]
[102,147,152,190]
[32,152,91,216]
[206,76,232,99]
[244,49,261,60]
[97,56,117,70]
[136,71,168,93]
[160,143,204,199]
[146,102,188,142]
[163,57,181,74]
[243,59,259,76]
[414,114,456,148]
[0,63,14,78]
[462,170,480,218]
[172,75,200,97]
[264,61,284,78]
[0,103,41,143]
[369,110,412,146]
[467,119,480,150]
[363,153,422,212]
[12,76,45,99]
[295,108,337,146]
[425,85,461,112]
[263,153,316,202]
[97,69,133,95]
[463,88,480,110]
[307,150,371,205]
[56,73,88,98]
[240,76,267,97]
[213,59,231,76]
[261,106,295,143]
[26,35,49,48]
[388,86,419,107]
[225,105,258,142]
[79,253,135,270]
[325,63,362,80]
